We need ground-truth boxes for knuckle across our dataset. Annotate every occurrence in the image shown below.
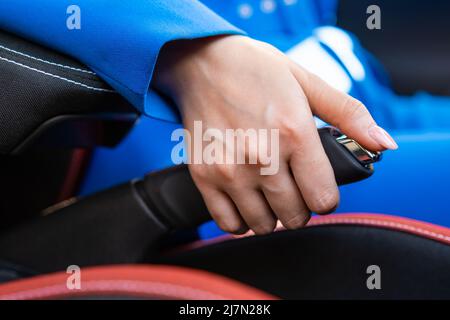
[276,117,303,143]
[310,187,339,214]
[215,164,237,182]
[189,165,208,182]
[261,175,285,194]
[342,97,368,123]
[293,64,310,83]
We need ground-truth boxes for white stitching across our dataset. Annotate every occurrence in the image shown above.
[0,56,115,93]
[0,44,95,74]
[0,280,227,300]
[308,218,450,243]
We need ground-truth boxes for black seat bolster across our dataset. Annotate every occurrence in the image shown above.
[0,29,136,154]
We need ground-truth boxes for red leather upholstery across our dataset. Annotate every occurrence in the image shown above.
[0,265,277,300]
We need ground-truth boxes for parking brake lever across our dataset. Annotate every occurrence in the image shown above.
[138,127,382,230]
[0,127,382,272]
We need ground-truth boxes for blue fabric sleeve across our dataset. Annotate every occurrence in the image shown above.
[315,0,339,25]
[0,0,244,121]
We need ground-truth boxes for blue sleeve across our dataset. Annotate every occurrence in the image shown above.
[315,0,339,25]
[0,0,244,121]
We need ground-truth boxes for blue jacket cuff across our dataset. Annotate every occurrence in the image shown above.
[0,0,245,120]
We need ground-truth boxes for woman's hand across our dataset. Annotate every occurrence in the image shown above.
[154,35,397,235]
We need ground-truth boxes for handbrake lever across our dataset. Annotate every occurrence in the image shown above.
[139,127,382,229]
[0,127,382,272]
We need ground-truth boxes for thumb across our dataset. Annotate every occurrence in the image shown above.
[290,63,398,151]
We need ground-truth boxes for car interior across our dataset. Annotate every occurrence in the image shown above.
[0,2,450,299]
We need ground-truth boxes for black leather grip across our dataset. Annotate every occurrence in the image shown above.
[141,127,377,230]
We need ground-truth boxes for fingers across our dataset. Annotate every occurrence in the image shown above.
[275,85,340,215]
[200,187,249,235]
[290,62,398,151]
[289,117,340,215]
[227,188,277,235]
[199,182,278,236]
[261,165,311,229]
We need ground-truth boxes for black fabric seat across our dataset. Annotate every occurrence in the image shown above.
[0,29,138,231]
[0,29,136,154]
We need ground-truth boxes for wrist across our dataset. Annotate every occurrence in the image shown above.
[152,35,238,99]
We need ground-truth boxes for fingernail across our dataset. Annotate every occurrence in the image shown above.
[368,125,399,150]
